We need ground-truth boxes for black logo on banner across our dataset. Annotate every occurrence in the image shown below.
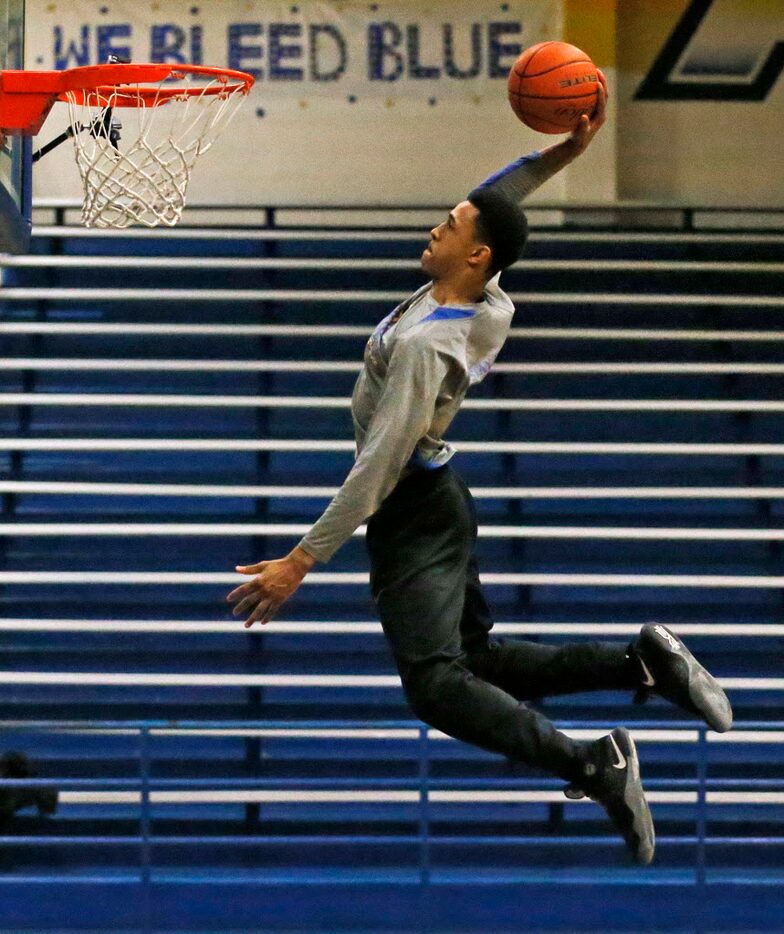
[636,0,784,100]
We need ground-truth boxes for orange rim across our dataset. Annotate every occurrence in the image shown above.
[57,62,254,106]
[0,63,255,132]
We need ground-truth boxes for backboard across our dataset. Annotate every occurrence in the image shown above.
[0,0,29,252]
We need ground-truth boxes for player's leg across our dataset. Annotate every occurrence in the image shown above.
[454,476,731,732]
[451,472,639,697]
[366,465,583,782]
[459,554,640,699]
[366,464,654,864]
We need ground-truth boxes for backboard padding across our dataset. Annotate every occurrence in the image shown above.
[0,0,28,251]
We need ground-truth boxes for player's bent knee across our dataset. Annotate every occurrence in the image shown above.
[401,659,464,725]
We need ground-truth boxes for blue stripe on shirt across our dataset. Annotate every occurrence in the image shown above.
[476,151,541,189]
[407,447,443,470]
[421,306,476,324]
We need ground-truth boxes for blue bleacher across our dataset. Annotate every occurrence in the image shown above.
[0,205,783,931]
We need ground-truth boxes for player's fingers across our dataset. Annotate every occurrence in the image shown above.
[235,561,266,574]
[592,80,607,121]
[232,593,261,618]
[572,113,589,140]
[245,598,270,626]
[244,599,272,628]
[226,581,258,603]
[260,600,283,626]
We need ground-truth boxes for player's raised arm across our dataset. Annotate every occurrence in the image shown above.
[477,70,608,203]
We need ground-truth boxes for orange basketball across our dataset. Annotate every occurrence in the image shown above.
[507,41,599,134]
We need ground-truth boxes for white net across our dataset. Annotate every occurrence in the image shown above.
[64,71,248,228]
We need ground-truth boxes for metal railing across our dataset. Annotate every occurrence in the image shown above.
[0,718,782,891]
[29,200,784,233]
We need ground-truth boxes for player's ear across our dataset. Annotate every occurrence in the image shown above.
[468,243,491,269]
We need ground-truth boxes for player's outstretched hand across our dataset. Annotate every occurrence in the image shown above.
[569,69,608,155]
[227,547,315,628]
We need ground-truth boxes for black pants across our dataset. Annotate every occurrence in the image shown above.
[366,464,638,783]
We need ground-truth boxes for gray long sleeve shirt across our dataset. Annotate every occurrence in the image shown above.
[297,150,555,563]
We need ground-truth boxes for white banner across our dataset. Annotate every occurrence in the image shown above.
[25,0,596,206]
[32,1,555,97]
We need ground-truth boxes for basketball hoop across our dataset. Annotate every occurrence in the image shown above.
[0,63,255,227]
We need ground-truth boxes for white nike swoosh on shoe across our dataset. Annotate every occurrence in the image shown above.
[639,658,656,687]
[610,733,627,770]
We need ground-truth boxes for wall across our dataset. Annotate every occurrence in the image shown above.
[23,0,784,207]
[25,0,617,207]
[617,0,784,206]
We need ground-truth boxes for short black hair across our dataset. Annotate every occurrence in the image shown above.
[467,186,528,276]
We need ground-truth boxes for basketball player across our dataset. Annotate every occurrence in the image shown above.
[227,75,732,865]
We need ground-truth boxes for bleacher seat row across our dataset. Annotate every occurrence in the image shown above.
[0,208,782,929]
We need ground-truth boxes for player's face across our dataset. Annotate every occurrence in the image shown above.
[421,200,483,278]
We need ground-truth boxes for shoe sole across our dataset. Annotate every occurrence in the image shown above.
[608,727,656,866]
[642,624,733,733]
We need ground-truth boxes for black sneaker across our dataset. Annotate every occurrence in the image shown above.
[631,623,733,733]
[564,727,655,866]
